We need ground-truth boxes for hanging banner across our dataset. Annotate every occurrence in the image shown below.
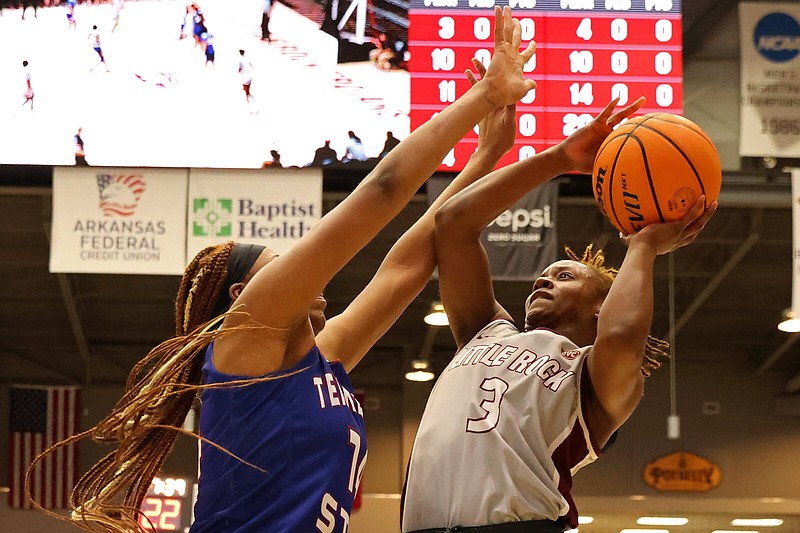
[739,3,800,157]
[50,167,188,274]
[791,170,800,319]
[427,177,558,281]
[187,168,322,259]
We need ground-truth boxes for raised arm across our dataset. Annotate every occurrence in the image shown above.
[217,7,536,375]
[319,59,519,371]
[435,98,645,349]
[586,197,717,446]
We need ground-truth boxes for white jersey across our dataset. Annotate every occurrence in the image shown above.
[402,320,602,531]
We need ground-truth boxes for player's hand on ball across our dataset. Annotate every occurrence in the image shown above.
[558,96,646,174]
[621,196,718,255]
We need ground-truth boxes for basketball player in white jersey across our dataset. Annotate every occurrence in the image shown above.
[402,97,718,532]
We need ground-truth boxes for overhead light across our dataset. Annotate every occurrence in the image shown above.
[424,302,449,326]
[712,531,759,533]
[405,359,435,382]
[621,529,669,533]
[629,495,647,501]
[578,516,594,525]
[731,519,783,527]
[637,517,688,526]
[778,309,800,332]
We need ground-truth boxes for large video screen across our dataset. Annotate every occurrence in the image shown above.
[0,0,680,171]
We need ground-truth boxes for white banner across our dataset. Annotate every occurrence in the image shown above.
[739,3,800,157]
[791,169,800,317]
[186,168,322,259]
[50,167,188,274]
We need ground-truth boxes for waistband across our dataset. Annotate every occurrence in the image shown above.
[407,519,567,533]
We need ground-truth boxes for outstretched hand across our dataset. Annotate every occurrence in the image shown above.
[621,196,718,255]
[467,58,516,158]
[558,96,646,174]
[479,6,537,108]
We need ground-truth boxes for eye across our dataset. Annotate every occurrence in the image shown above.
[558,272,573,280]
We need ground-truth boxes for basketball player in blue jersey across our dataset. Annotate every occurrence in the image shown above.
[402,99,718,532]
[29,8,537,533]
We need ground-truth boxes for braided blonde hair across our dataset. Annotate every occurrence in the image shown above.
[565,244,670,377]
[26,242,267,532]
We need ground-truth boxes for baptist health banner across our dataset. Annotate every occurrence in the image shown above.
[427,177,558,281]
[739,3,800,157]
[50,167,188,274]
[187,168,322,259]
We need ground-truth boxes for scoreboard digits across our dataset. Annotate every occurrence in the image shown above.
[138,477,192,532]
[409,0,683,171]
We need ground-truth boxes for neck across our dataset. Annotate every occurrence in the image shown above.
[526,321,596,347]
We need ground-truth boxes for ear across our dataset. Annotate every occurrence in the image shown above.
[229,282,245,303]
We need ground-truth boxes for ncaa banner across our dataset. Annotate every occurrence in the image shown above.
[50,167,188,274]
[187,168,322,259]
[427,177,558,281]
[739,3,800,157]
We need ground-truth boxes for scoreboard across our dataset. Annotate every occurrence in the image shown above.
[408,0,683,171]
[138,477,193,532]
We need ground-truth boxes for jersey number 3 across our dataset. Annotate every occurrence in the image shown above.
[466,377,509,433]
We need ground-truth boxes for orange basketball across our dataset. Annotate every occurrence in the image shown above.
[591,113,722,235]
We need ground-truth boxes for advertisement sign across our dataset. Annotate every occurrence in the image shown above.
[187,168,322,259]
[739,3,800,157]
[50,167,188,274]
[427,177,558,281]
[643,451,722,492]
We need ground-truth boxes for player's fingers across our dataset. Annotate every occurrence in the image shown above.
[466,69,478,86]
[608,97,646,125]
[503,6,514,45]
[472,57,487,78]
[684,200,718,234]
[494,6,503,47]
[521,40,536,63]
[678,196,706,230]
[596,97,621,124]
[512,18,522,48]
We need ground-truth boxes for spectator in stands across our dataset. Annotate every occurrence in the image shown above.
[380,131,400,158]
[342,130,367,162]
[311,140,338,166]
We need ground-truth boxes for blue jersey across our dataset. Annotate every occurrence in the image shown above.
[191,344,367,533]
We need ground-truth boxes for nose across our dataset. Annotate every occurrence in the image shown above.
[533,276,553,291]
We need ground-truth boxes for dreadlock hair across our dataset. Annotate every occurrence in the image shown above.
[564,244,670,377]
[26,241,270,532]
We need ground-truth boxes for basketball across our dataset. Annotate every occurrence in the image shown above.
[591,113,721,235]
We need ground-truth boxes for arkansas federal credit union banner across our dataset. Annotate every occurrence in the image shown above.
[50,167,189,274]
[187,168,322,260]
[426,177,558,281]
[739,2,800,157]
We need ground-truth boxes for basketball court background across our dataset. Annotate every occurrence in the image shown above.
[0,0,409,168]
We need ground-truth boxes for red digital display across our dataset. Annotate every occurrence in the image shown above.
[409,1,683,171]
[138,477,191,532]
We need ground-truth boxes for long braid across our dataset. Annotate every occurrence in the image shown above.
[26,242,240,532]
[565,244,669,377]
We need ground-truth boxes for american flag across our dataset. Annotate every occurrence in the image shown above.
[8,385,81,510]
[96,173,146,217]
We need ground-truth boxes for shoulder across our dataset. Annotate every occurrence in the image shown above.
[469,318,520,342]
